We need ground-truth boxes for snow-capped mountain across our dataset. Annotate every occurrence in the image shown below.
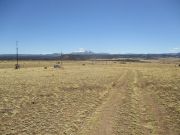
[71,48,94,54]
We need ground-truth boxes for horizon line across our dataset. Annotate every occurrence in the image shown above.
[0,52,180,55]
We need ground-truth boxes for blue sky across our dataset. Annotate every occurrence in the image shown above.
[0,0,180,54]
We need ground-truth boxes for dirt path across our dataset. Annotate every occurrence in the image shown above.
[128,70,159,135]
[78,70,129,135]
[130,70,175,135]
[79,69,176,135]
[89,71,129,135]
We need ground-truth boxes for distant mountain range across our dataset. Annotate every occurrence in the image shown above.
[0,52,180,60]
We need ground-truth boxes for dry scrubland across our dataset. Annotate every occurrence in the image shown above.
[0,60,180,135]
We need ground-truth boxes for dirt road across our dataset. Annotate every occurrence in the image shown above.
[79,70,179,135]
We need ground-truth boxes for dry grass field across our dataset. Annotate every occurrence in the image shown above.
[0,60,180,135]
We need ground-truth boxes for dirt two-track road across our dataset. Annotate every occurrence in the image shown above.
[79,69,179,135]
[0,61,180,135]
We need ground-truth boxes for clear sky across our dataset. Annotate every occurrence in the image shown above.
[0,0,180,54]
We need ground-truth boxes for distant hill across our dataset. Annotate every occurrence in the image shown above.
[0,53,180,60]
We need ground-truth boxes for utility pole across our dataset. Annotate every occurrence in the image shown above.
[15,41,20,69]
[16,41,19,65]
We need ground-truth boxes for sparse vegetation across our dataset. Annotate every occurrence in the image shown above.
[0,60,180,135]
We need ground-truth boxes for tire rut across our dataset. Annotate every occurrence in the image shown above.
[78,70,129,135]
[114,70,170,135]
[129,70,172,135]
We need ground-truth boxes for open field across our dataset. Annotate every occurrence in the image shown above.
[0,60,180,135]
